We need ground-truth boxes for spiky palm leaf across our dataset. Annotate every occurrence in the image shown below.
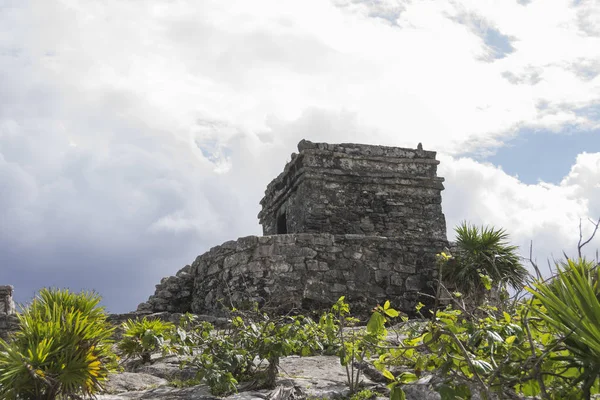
[529,259,600,396]
[0,288,116,400]
[445,222,529,297]
[118,317,175,363]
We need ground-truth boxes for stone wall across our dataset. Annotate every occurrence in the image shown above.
[138,233,447,316]
[139,140,448,317]
[0,285,18,340]
[258,140,446,241]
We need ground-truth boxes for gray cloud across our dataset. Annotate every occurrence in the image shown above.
[502,67,543,85]
[1,0,600,313]
[571,58,600,81]
[332,0,408,26]
[448,10,516,61]
[575,0,600,37]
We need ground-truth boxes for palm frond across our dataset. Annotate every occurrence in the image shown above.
[445,222,529,297]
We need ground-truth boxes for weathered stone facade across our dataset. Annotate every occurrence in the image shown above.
[259,140,446,240]
[0,285,18,340]
[139,140,448,316]
[139,234,446,314]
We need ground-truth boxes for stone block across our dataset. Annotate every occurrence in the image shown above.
[156,290,174,299]
[405,275,423,291]
[224,252,251,269]
[306,260,329,271]
[390,273,404,287]
[206,263,221,276]
[253,244,274,258]
[272,262,292,273]
[0,285,16,316]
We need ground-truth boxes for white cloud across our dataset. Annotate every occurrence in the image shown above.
[1,0,599,310]
[440,152,600,271]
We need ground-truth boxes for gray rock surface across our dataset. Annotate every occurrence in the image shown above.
[133,355,197,381]
[103,372,168,394]
[97,385,215,400]
[97,355,440,400]
[0,285,18,339]
[259,140,446,240]
[0,285,15,315]
[139,232,446,317]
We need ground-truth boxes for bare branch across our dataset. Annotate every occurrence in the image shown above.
[578,216,600,259]
[528,241,543,280]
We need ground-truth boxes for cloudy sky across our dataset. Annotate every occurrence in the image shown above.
[1,0,599,313]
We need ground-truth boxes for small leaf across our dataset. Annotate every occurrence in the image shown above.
[382,369,395,381]
[366,312,386,336]
[487,330,503,343]
[516,380,540,396]
[390,386,406,400]
[479,273,493,291]
[399,372,418,384]
[385,308,399,318]
[472,359,493,374]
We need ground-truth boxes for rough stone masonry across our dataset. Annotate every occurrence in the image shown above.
[137,140,449,316]
[0,285,18,339]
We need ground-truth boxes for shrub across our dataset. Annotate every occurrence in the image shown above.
[445,222,529,303]
[529,258,600,399]
[0,288,116,400]
[117,317,175,363]
[172,309,336,395]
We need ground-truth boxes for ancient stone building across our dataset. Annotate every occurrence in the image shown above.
[259,140,446,240]
[0,285,18,339]
[137,140,448,316]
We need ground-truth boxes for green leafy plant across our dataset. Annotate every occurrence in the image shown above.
[118,317,175,363]
[168,377,203,388]
[529,258,600,399]
[173,309,330,395]
[334,297,398,394]
[349,388,377,400]
[0,288,116,400]
[445,222,529,304]
[372,253,600,399]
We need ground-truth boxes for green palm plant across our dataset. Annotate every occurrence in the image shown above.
[445,222,529,302]
[0,288,116,400]
[118,317,175,363]
[528,259,600,399]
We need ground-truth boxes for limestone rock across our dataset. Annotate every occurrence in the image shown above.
[97,385,215,399]
[133,355,197,381]
[96,354,442,400]
[0,285,15,315]
[103,372,168,394]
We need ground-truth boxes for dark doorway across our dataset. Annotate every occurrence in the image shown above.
[277,212,287,234]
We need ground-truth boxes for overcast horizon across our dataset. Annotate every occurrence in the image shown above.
[1,0,599,313]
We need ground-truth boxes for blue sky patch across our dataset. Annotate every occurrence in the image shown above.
[484,128,600,184]
[450,12,515,60]
[482,26,515,59]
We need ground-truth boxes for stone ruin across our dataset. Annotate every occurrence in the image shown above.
[0,285,18,339]
[137,140,449,316]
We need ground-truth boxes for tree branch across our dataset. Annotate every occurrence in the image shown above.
[578,217,600,259]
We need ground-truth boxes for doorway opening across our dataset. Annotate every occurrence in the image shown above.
[277,212,287,234]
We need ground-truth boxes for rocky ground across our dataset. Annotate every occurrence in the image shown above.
[97,354,440,400]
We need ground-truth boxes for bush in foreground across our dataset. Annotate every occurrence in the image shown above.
[118,317,175,363]
[0,288,116,400]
